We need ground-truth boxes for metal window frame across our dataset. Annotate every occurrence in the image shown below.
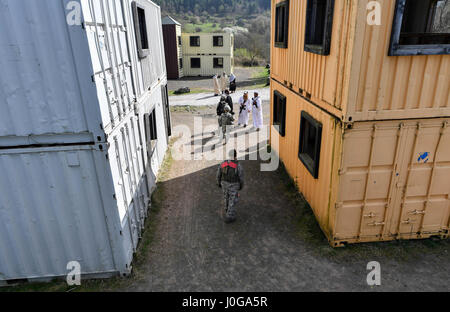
[190,36,201,47]
[304,0,335,56]
[298,111,322,179]
[213,57,224,68]
[272,90,287,137]
[191,57,201,68]
[131,2,150,59]
[274,0,289,49]
[213,36,224,47]
[389,0,450,56]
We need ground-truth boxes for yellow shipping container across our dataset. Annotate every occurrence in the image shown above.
[271,80,450,246]
[271,0,450,122]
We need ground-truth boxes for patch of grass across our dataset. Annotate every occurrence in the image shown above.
[169,88,212,96]
[251,67,270,80]
[0,140,177,292]
[183,23,227,33]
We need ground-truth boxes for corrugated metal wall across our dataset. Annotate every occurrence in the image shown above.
[0,0,103,139]
[270,80,341,235]
[162,24,183,79]
[271,0,450,123]
[0,0,170,282]
[346,0,450,122]
[182,55,233,77]
[0,146,119,280]
[182,33,234,76]
[270,0,354,119]
[335,118,450,244]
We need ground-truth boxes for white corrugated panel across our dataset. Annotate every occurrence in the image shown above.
[0,0,103,139]
[0,145,122,281]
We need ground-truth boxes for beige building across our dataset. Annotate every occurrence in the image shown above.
[181,33,234,76]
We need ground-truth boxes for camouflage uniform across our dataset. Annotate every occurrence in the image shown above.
[216,160,244,223]
[219,111,234,141]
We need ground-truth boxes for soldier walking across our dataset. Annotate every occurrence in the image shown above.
[217,150,244,223]
[219,105,234,143]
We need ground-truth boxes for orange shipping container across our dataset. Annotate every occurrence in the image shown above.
[271,80,450,246]
[271,0,450,122]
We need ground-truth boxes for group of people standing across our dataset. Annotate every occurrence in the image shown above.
[216,90,263,143]
[213,72,237,96]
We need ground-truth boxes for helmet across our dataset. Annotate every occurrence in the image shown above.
[224,105,231,112]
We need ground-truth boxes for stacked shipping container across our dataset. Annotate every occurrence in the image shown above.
[270,0,450,246]
[0,0,171,283]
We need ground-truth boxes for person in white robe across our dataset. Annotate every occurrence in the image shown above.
[251,92,263,130]
[213,74,222,96]
[237,92,251,127]
[221,72,228,93]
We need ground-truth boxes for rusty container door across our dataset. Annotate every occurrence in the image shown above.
[335,118,450,244]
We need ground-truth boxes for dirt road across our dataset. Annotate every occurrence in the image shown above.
[122,103,450,292]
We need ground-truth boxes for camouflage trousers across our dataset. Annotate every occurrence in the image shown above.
[221,181,240,223]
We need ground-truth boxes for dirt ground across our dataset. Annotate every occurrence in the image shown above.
[122,102,450,292]
[167,67,267,92]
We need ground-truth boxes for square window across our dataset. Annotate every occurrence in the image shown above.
[191,57,201,68]
[190,36,200,47]
[304,0,335,55]
[389,0,450,56]
[213,57,224,68]
[275,0,289,48]
[298,111,322,179]
[213,36,224,47]
[273,91,287,137]
[132,2,150,58]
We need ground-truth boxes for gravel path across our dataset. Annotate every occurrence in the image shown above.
[123,104,450,292]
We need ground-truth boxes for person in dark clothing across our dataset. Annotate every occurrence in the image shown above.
[224,89,234,115]
[217,96,227,116]
[229,73,237,93]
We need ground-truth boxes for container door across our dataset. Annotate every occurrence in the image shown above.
[336,119,450,242]
[391,121,450,238]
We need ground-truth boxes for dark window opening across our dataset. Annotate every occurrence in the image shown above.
[191,58,201,68]
[179,58,183,69]
[144,109,157,155]
[213,36,224,47]
[298,111,322,179]
[389,0,450,56]
[275,0,289,48]
[304,0,335,55]
[132,3,150,58]
[178,36,182,46]
[273,91,287,137]
[161,84,172,142]
[190,36,200,47]
[213,57,224,68]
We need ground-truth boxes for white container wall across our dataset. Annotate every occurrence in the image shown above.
[0,144,127,281]
[0,0,171,283]
[0,0,104,142]
[0,0,167,144]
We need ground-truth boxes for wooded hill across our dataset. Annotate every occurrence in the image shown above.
[153,0,270,15]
